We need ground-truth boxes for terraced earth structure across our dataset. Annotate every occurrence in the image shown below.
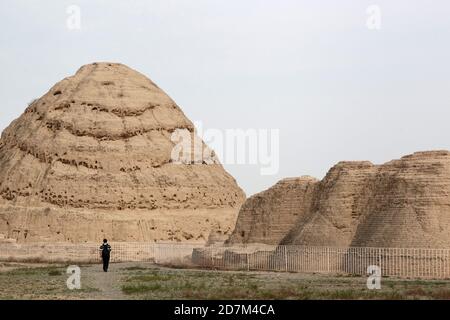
[228,151,450,248]
[0,62,245,243]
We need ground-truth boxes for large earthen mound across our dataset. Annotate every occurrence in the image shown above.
[0,62,245,242]
[229,151,450,248]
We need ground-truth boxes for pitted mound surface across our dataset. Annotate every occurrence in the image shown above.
[229,151,450,248]
[0,63,245,242]
[227,176,318,245]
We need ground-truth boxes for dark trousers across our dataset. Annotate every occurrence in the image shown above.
[102,255,110,272]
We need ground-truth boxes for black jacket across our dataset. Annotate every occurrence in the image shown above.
[100,243,111,257]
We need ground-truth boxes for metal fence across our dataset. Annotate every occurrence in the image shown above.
[1,242,450,279]
[0,242,199,265]
[193,246,450,279]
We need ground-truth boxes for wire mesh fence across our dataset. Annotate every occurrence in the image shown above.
[193,246,450,279]
[1,242,450,279]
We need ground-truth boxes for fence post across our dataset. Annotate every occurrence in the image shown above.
[327,247,330,273]
[247,253,250,271]
[284,246,288,272]
[378,248,382,275]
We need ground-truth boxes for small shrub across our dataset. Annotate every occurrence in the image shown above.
[48,269,62,276]
[122,283,162,294]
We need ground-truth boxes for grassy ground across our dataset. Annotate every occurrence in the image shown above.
[0,263,99,299]
[1,262,450,300]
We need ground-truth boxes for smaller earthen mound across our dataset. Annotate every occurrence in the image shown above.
[229,151,450,249]
[227,176,318,245]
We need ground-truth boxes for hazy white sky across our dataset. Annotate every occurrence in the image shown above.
[1,0,449,196]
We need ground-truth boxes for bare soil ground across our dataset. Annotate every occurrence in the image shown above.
[1,262,450,300]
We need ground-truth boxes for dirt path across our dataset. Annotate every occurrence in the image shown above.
[82,263,137,299]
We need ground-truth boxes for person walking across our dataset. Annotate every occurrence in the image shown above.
[99,239,112,272]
